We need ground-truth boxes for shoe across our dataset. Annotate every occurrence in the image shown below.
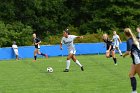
[81,66,84,71]
[120,55,122,56]
[132,91,137,93]
[33,60,36,62]
[63,69,69,72]
[115,63,117,66]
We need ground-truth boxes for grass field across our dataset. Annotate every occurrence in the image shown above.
[0,54,139,93]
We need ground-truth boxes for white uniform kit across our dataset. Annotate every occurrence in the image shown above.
[61,35,84,71]
[61,35,77,54]
[12,44,18,55]
[112,34,120,48]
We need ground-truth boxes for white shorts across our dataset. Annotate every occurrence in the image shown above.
[14,49,18,55]
[113,44,119,48]
[69,49,76,55]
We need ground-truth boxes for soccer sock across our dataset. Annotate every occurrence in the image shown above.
[118,48,122,55]
[113,58,117,64]
[66,60,70,69]
[40,53,46,56]
[130,77,137,91]
[75,60,82,67]
[34,56,37,60]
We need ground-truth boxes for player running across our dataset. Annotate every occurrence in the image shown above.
[60,29,84,72]
[112,31,122,56]
[123,28,140,93]
[33,33,48,62]
[102,34,117,65]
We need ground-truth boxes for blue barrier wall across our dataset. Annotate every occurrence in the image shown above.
[0,42,127,60]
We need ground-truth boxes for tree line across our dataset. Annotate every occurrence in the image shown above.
[0,0,140,47]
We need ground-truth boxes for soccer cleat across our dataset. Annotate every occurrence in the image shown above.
[32,60,36,62]
[81,66,84,71]
[120,55,122,56]
[63,69,69,72]
[115,63,118,66]
[132,91,137,93]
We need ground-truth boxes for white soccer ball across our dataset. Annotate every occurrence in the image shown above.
[47,67,53,73]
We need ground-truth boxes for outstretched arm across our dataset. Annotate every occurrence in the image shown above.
[60,43,63,50]
[76,36,83,39]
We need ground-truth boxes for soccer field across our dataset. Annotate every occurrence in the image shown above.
[0,54,139,93]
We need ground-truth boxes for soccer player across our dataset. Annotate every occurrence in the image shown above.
[123,28,140,93]
[102,34,117,65]
[136,27,140,42]
[112,31,122,56]
[12,41,19,60]
[60,29,84,72]
[33,33,48,61]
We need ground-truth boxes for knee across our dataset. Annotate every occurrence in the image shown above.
[129,73,134,78]
[67,58,70,60]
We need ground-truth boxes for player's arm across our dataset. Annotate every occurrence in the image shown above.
[60,42,63,50]
[60,38,64,50]
[76,36,83,39]
[123,40,132,58]
[107,45,112,52]
[118,36,122,43]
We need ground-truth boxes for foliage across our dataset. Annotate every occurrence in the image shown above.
[0,0,140,46]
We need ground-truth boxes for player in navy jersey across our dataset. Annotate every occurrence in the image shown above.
[102,34,117,65]
[33,33,48,61]
[123,28,140,93]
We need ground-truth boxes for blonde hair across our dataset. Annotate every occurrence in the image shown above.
[124,28,139,49]
[102,33,108,40]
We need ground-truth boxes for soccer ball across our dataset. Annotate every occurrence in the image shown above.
[47,67,53,73]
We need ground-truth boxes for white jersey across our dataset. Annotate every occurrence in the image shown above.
[12,44,18,49]
[12,44,18,55]
[112,34,120,47]
[61,35,77,54]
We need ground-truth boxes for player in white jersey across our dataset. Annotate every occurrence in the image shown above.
[112,31,122,56]
[60,29,84,72]
[12,41,19,60]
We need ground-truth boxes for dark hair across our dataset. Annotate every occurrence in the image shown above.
[64,29,70,35]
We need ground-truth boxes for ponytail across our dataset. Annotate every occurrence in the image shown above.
[124,28,140,49]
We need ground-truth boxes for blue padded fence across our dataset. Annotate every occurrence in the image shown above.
[0,42,127,60]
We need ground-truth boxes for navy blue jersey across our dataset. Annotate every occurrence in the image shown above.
[103,39,113,50]
[33,38,41,49]
[126,38,133,51]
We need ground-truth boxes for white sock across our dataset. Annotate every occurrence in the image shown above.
[76,60,82,67]
[118,48,122,55]
[66,60,70,69]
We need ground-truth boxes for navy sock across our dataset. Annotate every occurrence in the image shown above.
[130,77,137,91]
[113,58,117,64]
[41,53,46,56]
[34,56,37,60]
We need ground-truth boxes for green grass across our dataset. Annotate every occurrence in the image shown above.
[0,54,139,93]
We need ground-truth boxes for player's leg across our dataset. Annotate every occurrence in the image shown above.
[34,49,38,61]
[116,46,122,56]
[106,51,111,58]
[112,50,117,65]
[37,49,48,58]
[72,55,84,71]
[135,64,140,77]
[14,49,19,60]
[64,53,73,72]
[129,64,137,93]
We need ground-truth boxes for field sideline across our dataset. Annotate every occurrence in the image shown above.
[0,54,139,93]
